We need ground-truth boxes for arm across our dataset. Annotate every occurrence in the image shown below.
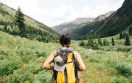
[74,51,86,71]
[42,50,57,70]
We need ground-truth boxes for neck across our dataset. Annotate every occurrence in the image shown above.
[62,45,69,48]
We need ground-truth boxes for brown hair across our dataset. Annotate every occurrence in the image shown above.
[59,34,71,47]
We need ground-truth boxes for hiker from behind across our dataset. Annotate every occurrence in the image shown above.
[42,34,86,83]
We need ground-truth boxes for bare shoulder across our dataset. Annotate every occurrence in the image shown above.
[50,50,57,57]
[73,51,80,58]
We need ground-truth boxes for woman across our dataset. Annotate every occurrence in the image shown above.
[42,34,86,83]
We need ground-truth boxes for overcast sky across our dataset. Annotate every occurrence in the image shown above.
[0,0,125,26]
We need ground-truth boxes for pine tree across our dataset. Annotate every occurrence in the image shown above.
[98,38,103,46]
[111,37,115,46]
[125,34,130,46]
[15,7,25,36]
[129,26,132,35]
[119,32,123,39]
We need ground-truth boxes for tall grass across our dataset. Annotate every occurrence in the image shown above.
[0,31,132,83]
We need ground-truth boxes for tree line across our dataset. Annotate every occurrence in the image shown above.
[0,7,58,42]
[79,31,131,50]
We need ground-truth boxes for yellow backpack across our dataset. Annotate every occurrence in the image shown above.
[51,48,78,83]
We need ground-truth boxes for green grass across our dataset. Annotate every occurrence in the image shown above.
[0,31,132,83]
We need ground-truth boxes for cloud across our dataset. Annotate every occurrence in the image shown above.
[0,0,125,26]
[102,0,124,4]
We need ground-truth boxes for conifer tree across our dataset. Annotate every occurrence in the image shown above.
[15,7,25,36]
[111,37,115,46]
[129,26,132,35]
[119,32,123,39]
[125,34,130,46]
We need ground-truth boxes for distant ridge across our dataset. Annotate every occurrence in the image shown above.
[0,2,58,42]
[67,0,131,39]
[53,11,114,39]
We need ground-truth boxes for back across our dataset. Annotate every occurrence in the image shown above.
[51,48,78,83]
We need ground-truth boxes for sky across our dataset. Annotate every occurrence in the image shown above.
[0,0,125,27]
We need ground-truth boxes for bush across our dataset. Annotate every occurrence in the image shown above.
[86,40,100,50]
[116,63,132,77]
[79,40,85,46]
[110,76,127,83]
[8,69,34,83]
[34,71,51,83]
[0,59,21,76]
[116,47,131,52]
[35,50,47,57]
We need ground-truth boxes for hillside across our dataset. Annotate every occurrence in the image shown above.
[0,2,58,42]
[71,21,104,39]
[95,0,132,37]
[71,0,132,39]
[53,11,113,35]
[0,30,132,83]
[69,11,114,39]
[52,18,94,34]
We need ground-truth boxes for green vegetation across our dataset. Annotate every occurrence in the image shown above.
[0,0,132,83]
[111,37,115,46]
[0,31,57,83]
[0,3,58,43]
[125,34,131,46]
[0,29,132,83]
[14,8,25,36]
[120,32,123,39]
[129,25,132,35]
[69,0,132,40]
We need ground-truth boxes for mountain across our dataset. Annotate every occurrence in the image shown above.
[0,2,58,42]
[53,11,114,36]
[70,11,114,39]
[71,21,104,39]
[95,0,132,37]
[70,0,132,39]
[71,18,95,25]
[94,11,114,22]
[52,18,95,34]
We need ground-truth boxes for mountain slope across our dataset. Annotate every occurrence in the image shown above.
[94,0,132,37]
[69,12,114,39]
[70,0,132,39]
[53,11,113,37]
[53,18,94,34]
[71,21,104,39]
[0,2,58,42]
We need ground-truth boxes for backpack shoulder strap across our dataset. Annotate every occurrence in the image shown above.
[66,50,79,83]
[72,51,79,83]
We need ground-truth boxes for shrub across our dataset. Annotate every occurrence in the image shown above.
[116,63,132,77]
[116,47,131,52]
[8,69,34,83]
[79,40,85,46]
[110,76,127,83]
[0,59,21,76]
[86,39,100,50]
[35,50,47,57]
[34,70,51,83]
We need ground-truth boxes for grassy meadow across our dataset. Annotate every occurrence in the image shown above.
[0,31,132,83]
